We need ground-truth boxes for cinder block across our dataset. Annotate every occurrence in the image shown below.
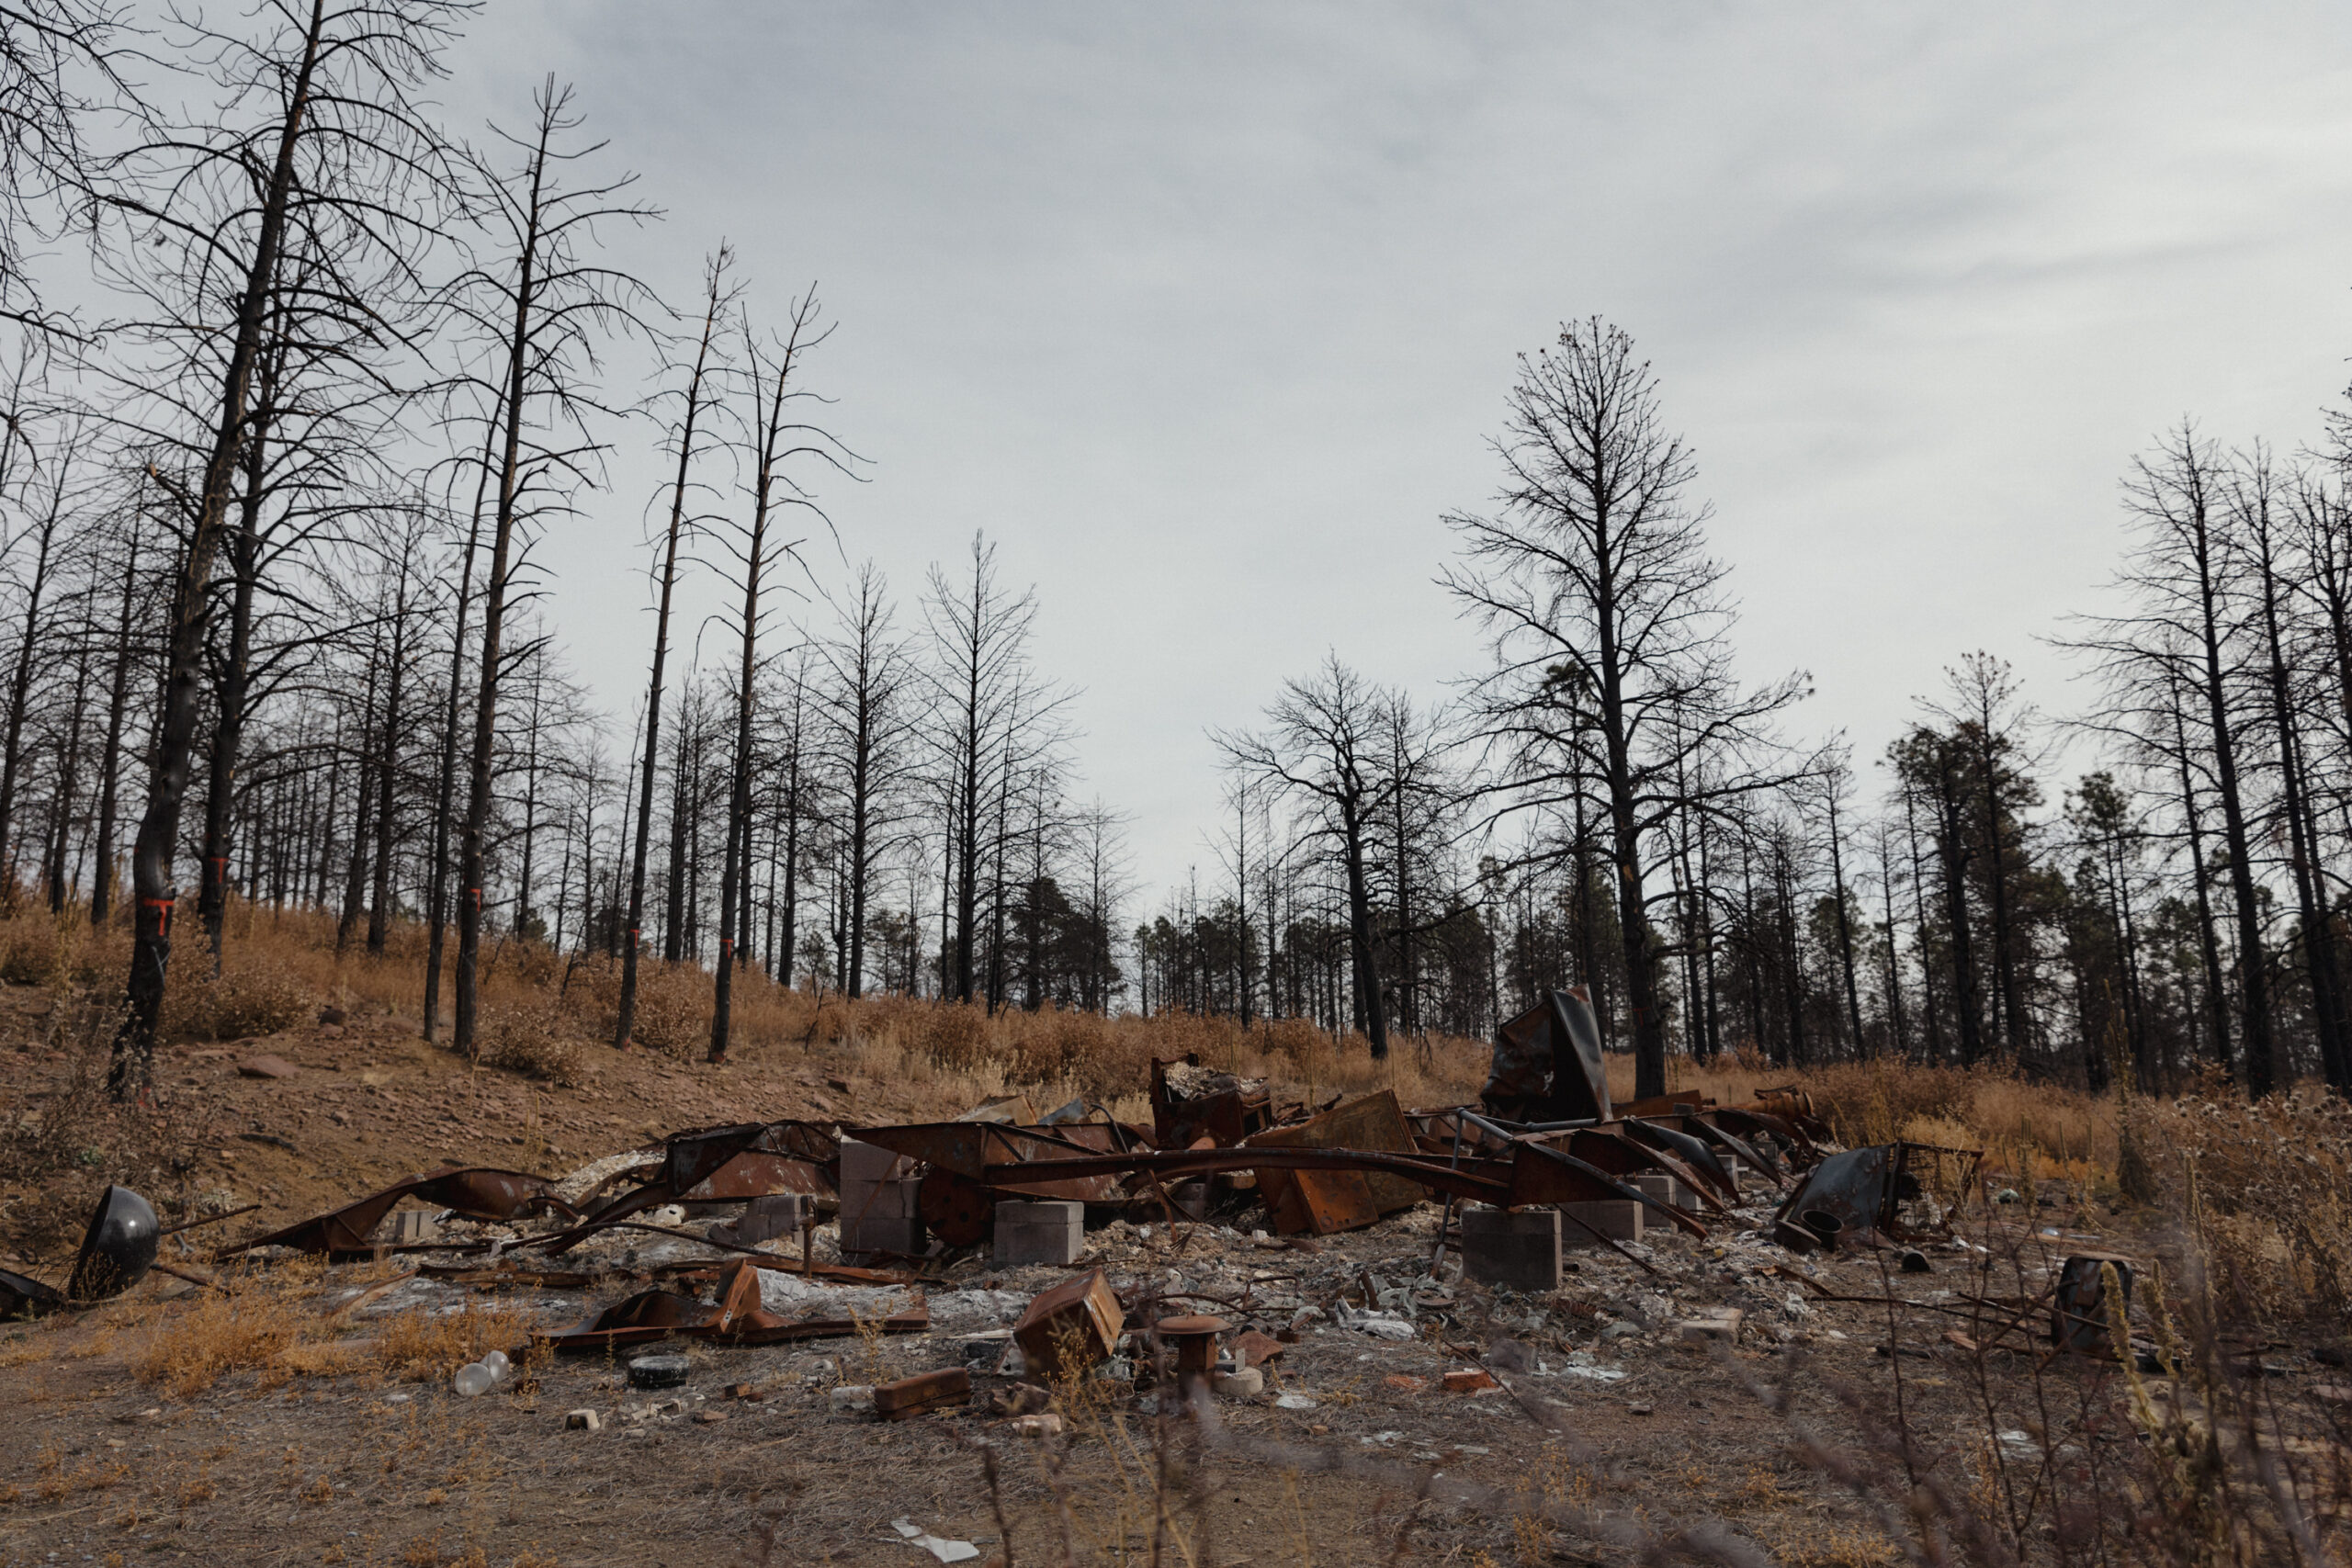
[840,1139,915,1184]
[841,1176,925,1254]
[711,1193,807,1247]
[1459,1206,1562,1292]
[994,1200,1083,1267]
[1634,1174,1698,1212]
[841,1213,925,1256]
[1555,1200,1645,1246]
[841,1175,919,1218]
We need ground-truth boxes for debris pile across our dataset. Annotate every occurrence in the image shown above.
[28,990,2193,1446]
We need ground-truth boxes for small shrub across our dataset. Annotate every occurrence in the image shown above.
[131,1279,304,1397]
[477,1002,585,1087]
[160,959,306,1041]
[0,917,62,986]
[625,963,706,1056]
[1264,1016,1334,1077]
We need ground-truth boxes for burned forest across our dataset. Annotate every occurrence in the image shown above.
[3,5,2352,1566]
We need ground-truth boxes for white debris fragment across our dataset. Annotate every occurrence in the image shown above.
[756,1270,911,1321]
[1335,1304,1416,1340]
[890,1517,981,1562]
[929,1288,1032,1329]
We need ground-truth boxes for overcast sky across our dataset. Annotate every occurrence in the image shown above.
[428,3,2352,907]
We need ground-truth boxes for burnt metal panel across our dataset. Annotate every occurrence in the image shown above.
[1244,1090,1423,1234]
[228,1168,572,1258]
[1482,987,1610,1124]
[1769,1141,1979,1250]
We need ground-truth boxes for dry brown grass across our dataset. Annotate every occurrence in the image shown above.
[126,1247,539,1397]
[130,1268,310,1397]
[373,1294,535,1383]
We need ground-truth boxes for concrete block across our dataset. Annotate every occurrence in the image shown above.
[841,1176,925,1254]
[994,1200,1083,1267]
[1459,1206,1562,1292]
[839,1139,915,1184]
[1209,1367,1263,1398]
[842,1174,920,1218]
[1555,1200,1645,1246]
[1634,1174,1698,1212]
[1677,1309,1744,1342]
[841,1213,925,1256]
[711,1193,807,1247]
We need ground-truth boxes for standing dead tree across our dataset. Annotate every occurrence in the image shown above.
[444,77,650,1060]
[707,287,852,1062]
[96,0,468,1097]
[2064,424,2278,1093]
[1444,319,1809,1099]
[923,533,1040,1006]
[813,562,915,1002]
[1216,654,1399,1060]
[616,245,733,1049]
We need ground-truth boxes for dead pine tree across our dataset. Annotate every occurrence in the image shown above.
[0,409,84,906]
[814,562,917,1003]
[922,534,1048,1005]
[616,245,735,1049]
[709,288,853,1063]
[87,480,145,924]
[1442,319,1811,1098]
[1216,655,1399,1060]
[420,399,502,1041]
[96,0,467,1096]
[365,504,433,956]
[193,282,287,974]
[447,79,651,1060]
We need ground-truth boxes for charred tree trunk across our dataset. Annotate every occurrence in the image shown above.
[90,517,141,926]
[113,1,326,1098]
[618,253,727,1047]
[365,547,414,955]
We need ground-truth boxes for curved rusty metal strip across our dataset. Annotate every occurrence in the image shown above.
[1554,1127,1729,1216]
[222,1168,573,1258]
[1622,1119,1737,1203]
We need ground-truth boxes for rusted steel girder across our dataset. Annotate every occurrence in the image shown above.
[964,1145,1513,1203]
[844,1121,1145,1201]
